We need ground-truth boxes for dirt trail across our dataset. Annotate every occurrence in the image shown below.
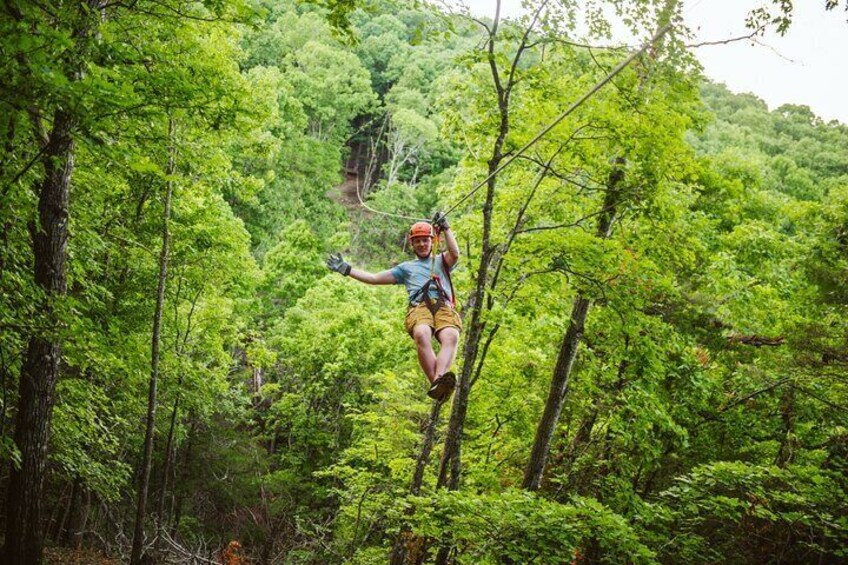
[332,169,373,219]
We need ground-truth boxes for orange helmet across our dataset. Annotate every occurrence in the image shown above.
[408,221,433,240]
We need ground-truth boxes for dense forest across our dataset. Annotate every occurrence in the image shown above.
[1,0,847,563]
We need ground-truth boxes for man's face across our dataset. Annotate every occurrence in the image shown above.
[411,236,432,258]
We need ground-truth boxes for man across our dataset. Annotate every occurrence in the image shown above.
[326,213,461,401]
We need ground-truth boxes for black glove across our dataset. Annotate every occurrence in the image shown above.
[326,253,352,276]
[432,211,450,231]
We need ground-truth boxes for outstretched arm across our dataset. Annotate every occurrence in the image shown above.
[349,268,396,285]
[327,253,396,285]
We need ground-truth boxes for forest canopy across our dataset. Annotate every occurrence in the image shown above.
[1,0,846,563]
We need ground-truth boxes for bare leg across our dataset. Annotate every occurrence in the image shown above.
[412,324,437,383]
[434,327,460,378]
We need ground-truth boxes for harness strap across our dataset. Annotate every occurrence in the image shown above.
[409,253,455,313]
[440,254,456,308]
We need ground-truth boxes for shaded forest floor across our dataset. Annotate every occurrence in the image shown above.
[44,547,119,564]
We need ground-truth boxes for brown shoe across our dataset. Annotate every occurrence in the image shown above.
[427,380,441,400]
[428,371,456,402]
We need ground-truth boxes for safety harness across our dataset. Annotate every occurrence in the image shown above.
[409,231,456,315]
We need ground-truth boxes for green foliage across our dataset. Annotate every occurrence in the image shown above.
[807,183,848,303]
[260,220,327,313]
[3,1,848,562]
[654,462,848,563]
[408,490,656,564]
[51,379,131,501]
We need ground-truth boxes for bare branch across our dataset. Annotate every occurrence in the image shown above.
[791,383,848,415]
[713,378,791,417]
[1,143,49,198]
[516,201,623,234]
[504,0,549,97]
[685,31,758,48]
[752,37,797,63]
[469,16,492,34]
[489,146,562,295]
[470,323,501,389]
[547,37,633,51]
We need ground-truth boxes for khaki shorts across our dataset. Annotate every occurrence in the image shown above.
[405,303,462,337]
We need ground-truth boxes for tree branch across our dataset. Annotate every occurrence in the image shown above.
[685,31,758,48]
[790,383,848,415]
[516,201,623,234]
[727,333,786,347]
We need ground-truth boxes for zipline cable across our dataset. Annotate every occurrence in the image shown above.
[442,21,673,216]
[354,172,423,222]
[352,21,674,223]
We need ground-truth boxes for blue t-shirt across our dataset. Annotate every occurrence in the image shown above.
[391,253,456,304]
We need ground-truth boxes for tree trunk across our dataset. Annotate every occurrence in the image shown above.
[434,0,562,495]
[130,118,176,565]
[568,408,599,466]
[390,400,443,565]
[156,393,180,530]
[59,476,82,546]
[156,288,199,533]
[72,487,91,550]
[548,404,598,496]
[3,108,75,565]
[436,177,498,492]
[520,0,678,492]
[436,52,507,493]
[410,401,444,496]
[522,160,624,491]
[60,476,89,549]
[433,93,508,564]
[170,416,197,536]
[522,296,591,490]
[51,479,74,543]
[252,366,263,397]
[587,359,630,499]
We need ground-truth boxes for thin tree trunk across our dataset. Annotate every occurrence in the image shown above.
[522,161,624,491]
[130,117,176,565]
[430,4,547,560]
[434,0,553,498]
[435,161,501,492]
[170,416,197,536]
[72,487,91,550]
[410,401,444,496]
[390,400,443,565]
[59,476,82,546]
[552,405,598,495]
[252,367,263,397]
[156,287,199,531]
[156,392,180,530]
[61,477,89,549]
[52,479,75,543]
[3,107,75,565]
[591,359,632,499]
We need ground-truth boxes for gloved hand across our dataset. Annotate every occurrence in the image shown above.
[326,253,352,276]
[432,211,450,231]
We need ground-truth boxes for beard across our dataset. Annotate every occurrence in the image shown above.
[414,249,430,259]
